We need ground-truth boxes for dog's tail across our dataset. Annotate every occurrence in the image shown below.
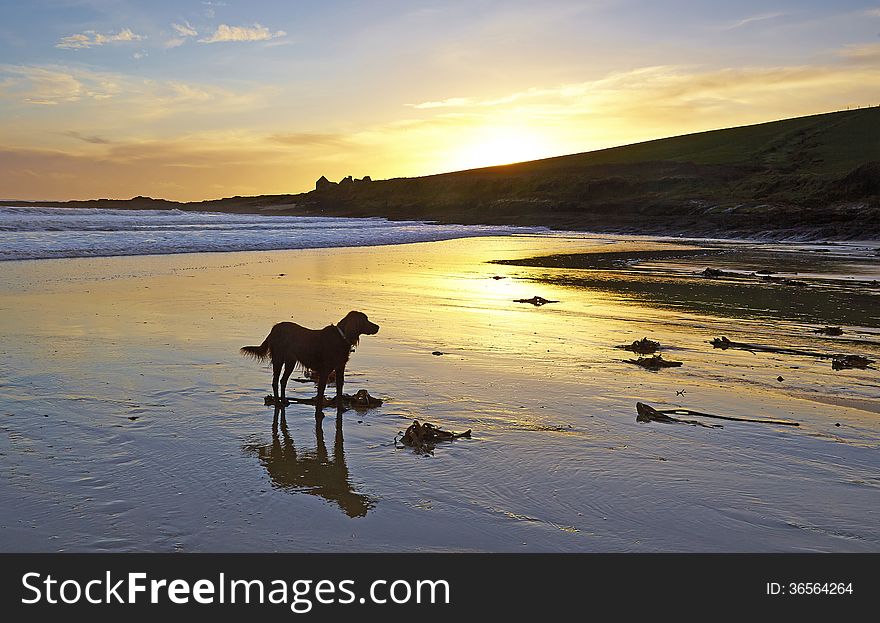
[240,336,271,362]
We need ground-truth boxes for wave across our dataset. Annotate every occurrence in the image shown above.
[0,206,541,261]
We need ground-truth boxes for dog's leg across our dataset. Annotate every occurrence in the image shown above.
[272,359,283,404]
[315,374,327,419]
[279,362,294,404]
[335,366,345,416]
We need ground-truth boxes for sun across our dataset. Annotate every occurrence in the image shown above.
[447,125,559,171]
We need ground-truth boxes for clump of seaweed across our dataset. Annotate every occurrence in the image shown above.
[624,354,683,370]
[617,337,661,354]
[395,420,471,454]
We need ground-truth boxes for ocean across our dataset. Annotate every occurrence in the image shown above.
[0,206,541,261]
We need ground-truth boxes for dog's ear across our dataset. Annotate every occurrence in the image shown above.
[352,311,367,334]
[339,310,358,333]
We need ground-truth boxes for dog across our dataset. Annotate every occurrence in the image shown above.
[241,311,379,418]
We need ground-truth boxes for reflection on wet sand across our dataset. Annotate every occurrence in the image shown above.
[244,407,373,518]
[498,244,880,326]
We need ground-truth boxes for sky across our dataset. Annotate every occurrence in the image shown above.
[1,0,879,201]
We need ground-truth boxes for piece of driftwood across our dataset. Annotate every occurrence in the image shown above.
[636,402,799,427]
[514,296,558,306]
[265,389,383,410]
[395,420,471,453]
[624,354,682,369]
[636,402,721,428]
[616,337,661,354]
[711,336,874,371]
[710,336,828,358]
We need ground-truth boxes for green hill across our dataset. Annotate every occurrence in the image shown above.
[516,106,877,175]
[289,106,879,238]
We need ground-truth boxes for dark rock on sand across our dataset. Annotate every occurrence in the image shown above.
[815,326,844,336]
[760,275,808,286]
[700,268,730,278]
[831,355,874,370]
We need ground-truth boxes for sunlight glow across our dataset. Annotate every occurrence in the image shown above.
[445,125,561,171]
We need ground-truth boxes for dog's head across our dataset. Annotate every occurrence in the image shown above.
[339,310,380,337]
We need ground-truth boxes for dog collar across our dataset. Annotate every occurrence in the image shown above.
[335,325,354,349]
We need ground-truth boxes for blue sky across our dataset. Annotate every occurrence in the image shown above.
[1,1,879,200]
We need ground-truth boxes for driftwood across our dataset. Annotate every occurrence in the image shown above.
[624,354,682,369]
[710,335,829,358]
[636,402,799,427]
[395,420,471,454]
[616,337,661,354]
[711,336,874,370]
[265,389,383,410]
[636,402,721,428]
[514,296,558,306]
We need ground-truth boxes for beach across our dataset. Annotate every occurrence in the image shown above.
[1,232,878,552]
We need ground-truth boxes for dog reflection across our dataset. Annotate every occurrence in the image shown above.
[245,406,373,518]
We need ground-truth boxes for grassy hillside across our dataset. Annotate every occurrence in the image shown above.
[514,107,877,175]
[290,107,880,238]
[6,107,880,238]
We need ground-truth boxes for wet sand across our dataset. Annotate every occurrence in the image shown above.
[0,234,878,552]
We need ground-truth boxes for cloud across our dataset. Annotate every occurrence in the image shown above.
[172,22,198,37]
[410,97,473,109]
[56,28,145,50]
[724,12,786,30]
[202,1,227,19]
[269,132,351,147]
[198,24,286,43]
[0,65,108,105]
[165,21,198,49]
[838,42,880,63]
[866,8,880,17]
[62,131,112,144]
[0,64,268,115]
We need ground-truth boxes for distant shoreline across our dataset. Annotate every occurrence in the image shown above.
[2,197,877,242]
